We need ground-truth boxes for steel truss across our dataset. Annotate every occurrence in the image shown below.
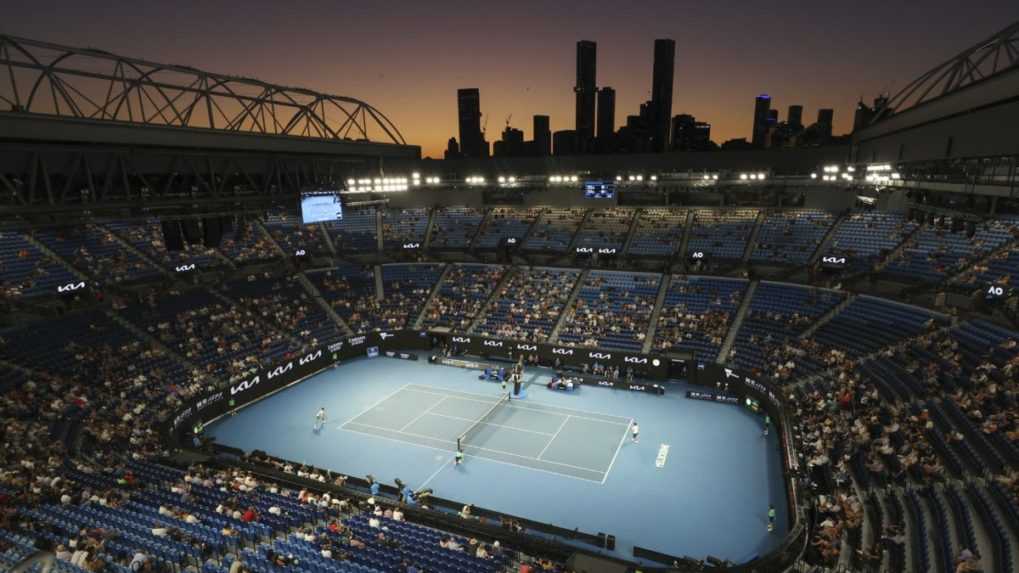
[0,142,366,217]
[0,35,407,145]
[876,20,1019,119]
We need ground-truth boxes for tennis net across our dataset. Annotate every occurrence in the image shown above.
[457,394,510,452]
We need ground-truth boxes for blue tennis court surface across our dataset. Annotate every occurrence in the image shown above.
[207,356,788,563]
[342,384,630,482]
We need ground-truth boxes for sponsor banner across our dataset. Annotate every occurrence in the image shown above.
[384,350,419,361]
[175,263,196,273]
[686,390,739,405]
[820,254,847,269]
[441,332,670,380]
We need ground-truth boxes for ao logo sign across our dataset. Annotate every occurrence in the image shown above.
[295,249,307,257]
[691,251,705,259]
[987,285,1005,297]
[822,256,847,264]
[175,264,195,273]
[588,352,612,360]
[624,356,648,364]
[57,281,86,293]
[403,242,421,249]
[451,336,471,344]
[483,340,504,348]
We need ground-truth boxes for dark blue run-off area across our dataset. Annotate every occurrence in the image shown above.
[207,356,788,562]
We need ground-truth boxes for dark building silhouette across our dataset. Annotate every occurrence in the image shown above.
[553,129,579,156]
[852,96,887,132]
[787,105,803,130]
[671,114,711,151]
[650,39,675,152]
[444,137,460,160]
[816,108,834,139]
[597,87,616,141]
[533,115,551,156]
[494,125,526,157]
[457,88,487,159]
[721,137,753,151]
[575,41,597,150]
[751,94,771,147]
[767,109,779,125]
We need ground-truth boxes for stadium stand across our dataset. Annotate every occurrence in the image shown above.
[473,207,541,249]
[420,264,505,330]
[625,208,687,257]
[306,264,379,334]
[381,208,430,249]
[474,267,580,341]
[324,208,378,253]
[103,220,225,273]
[685,209,758,261]
[429,207,484,249]
[558,270,660,351]
[263,212,332,257]
[654,276,748,362]
[35,225,162,284]
[827,211,919,272]
[884,217,1019,283]
[523,208,585,253]
[0,230,79,296]
[572,208,633,251]
[749,209,835,265]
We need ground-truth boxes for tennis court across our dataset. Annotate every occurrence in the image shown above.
[341,383,631,483]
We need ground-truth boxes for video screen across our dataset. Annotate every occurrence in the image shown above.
[300,192,344,224]
[583,181,615,199]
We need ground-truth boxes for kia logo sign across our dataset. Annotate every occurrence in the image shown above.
[822,256,846,265]
[483,340,504,347]
[551,348,574,356]
[57,281,86,293]
[403,242,421,249]
[175,264,196,273]
[452,336,471,343]
[624,356,648,364]
[230,375,261,396]
[598,248,616,255]
[295,249,307,257]
[298,350,322,365]
[515,343,537,351]
[588,352,612,360]
[575,247,593,253]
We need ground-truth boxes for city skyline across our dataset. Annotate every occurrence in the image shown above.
[4,0,1018,158]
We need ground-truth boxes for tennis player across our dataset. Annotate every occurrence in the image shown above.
[314,407,326,428]
[630,420,640,444]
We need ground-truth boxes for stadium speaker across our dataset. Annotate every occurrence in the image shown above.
[605,534,616,551]
[161,220,184,252]
[181,220,202,245]
[203,217,223,247]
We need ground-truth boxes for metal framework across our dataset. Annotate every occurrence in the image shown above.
[0,35,407,145]
[0,142,365,216]
[876,21,1019,119]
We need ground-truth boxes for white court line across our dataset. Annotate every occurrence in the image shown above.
[399,396,447,432]
[423,411,555,437]
[339,383,412,428]
[405,384,630,427]
[536,415,571,461]
[601,417,633,485]
[338,424,603,484]
[418,457,453,491]
[343,419,606,475]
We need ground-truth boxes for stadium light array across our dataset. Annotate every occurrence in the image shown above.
[466,176,486,185]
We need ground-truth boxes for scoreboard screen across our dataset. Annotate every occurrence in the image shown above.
[583,181,615,199]
[300,192,343,224]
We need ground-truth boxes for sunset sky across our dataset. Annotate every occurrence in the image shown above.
[5,0,1018,157]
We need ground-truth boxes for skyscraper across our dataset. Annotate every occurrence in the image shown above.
[816,108,834,138]
[787,105,803,130]
[767,109,779,125]
[671,114,711,151]
[597,87,616,141]
[575,41,597,149]
[650,38,676,153]
[751,94,771,148]
[533,115,551,157]
[457,88,485,159]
